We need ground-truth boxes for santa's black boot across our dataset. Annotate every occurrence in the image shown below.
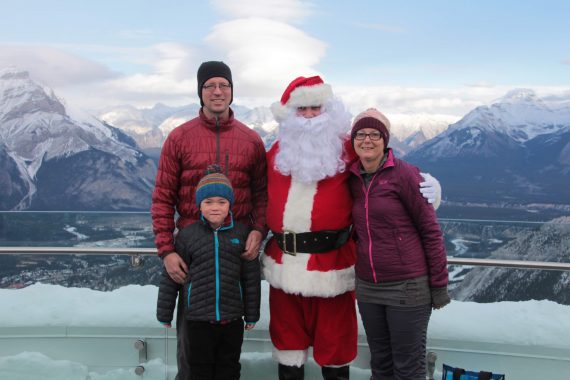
[278,364,305,380]
[322,365,350,380]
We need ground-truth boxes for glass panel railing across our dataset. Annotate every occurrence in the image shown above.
[1,213,569,379]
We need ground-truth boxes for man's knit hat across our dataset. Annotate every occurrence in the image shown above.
[351,108,391,147]
[270,75,333,122]
[195,165,234,207]
[197,61,233,106]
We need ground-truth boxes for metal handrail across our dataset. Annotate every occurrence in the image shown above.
[0,247,157,255]
[1,247,570,271]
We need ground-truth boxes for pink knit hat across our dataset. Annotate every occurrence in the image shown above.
[270,76,333,122]
[351,108,391,146]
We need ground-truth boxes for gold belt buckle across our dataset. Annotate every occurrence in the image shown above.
[282,230,297,256]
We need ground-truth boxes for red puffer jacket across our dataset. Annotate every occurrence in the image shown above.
[151,108,267,256]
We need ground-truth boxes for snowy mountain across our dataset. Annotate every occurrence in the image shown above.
[390,113,455,150]
[405,89,570,206]
[0,68,156,211]
[452,217,570,305]
[0,143,28,209]
[100,101,450,152]
[98,102,279,149]
[98,103,199,148]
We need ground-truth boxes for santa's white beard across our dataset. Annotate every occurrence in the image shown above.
[275,99,352,183]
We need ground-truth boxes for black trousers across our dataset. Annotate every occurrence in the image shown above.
[358,301,431,380]
[177,314,244,380]
[175,295,191,380]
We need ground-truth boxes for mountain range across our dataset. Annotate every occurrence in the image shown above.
[98,100,453,155]
[0,68,156,211]
[1,67,570,214]
[405,89,570,208]
[98,102,279,150]
[451,216,570,304]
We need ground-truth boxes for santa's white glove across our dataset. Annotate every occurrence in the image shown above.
[419,172,442,210]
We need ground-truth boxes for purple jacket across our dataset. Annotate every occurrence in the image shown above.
[348,149,448,288]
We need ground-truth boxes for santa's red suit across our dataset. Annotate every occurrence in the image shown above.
[262,76,358,369]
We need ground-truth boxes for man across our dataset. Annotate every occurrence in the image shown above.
[262,76,440,380]
[151,61,267,380]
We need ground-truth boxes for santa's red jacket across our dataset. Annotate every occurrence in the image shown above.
[262,140,357,297]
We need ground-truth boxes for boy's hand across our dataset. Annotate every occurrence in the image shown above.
[164,252,188,284]
[242,230,262,260]
[245,323,256,331]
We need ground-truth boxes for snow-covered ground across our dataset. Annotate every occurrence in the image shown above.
[1,282,570,379]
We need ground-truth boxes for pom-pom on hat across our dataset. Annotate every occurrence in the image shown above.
[270,76,333,122]
[195,165,234,207]
[197,61,233,106]
[351,108,391,147]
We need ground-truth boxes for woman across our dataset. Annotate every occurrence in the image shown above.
[348,108,450,380]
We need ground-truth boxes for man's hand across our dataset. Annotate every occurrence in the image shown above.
[163,252,188,284]
[419,172,442,210]
[241,230,263,260]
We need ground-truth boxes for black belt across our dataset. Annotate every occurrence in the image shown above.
[272,227,351,255]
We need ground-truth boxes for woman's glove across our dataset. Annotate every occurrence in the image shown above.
[431,286,451,310]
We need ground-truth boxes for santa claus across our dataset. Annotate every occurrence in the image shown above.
[263,76,440,380]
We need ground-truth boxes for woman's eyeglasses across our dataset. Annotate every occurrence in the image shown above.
[354,132,383,141]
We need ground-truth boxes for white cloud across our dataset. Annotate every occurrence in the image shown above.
[204,17,327,102]
[335,84,570,120]
[57,43,200,109]
[211,0,313,22]
[336,85,509,117]
[0,44,117,87]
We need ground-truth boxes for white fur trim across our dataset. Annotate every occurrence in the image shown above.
[324,361,354,368]
[287,83,333,108]
[271,101,291,122]
[273,347,308,366]
[263,178,355,297]
[282,181,316,233]
[271,83,333,122]
[263,254,355,297]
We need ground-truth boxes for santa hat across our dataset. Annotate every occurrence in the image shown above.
[351,108,391,147]
[271,76,333,122]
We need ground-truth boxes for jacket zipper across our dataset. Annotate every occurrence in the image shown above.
[214,229,220,321]
[215,116,221,165]
[225,150,229,176]
[361,172,380,283]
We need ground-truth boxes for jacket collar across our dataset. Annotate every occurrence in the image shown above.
[199,107,235,131]
[200,211,235,231]
[349,148,395,176]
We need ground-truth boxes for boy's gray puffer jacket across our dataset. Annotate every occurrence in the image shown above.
[156,217,261,324]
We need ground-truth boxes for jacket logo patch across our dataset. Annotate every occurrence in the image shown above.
[378,180,390,185]
[230,238,241,245]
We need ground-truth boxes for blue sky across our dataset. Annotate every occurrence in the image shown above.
[1,0,569,116]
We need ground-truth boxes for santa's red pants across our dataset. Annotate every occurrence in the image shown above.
[269,286,357,367]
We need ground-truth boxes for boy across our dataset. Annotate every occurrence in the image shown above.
[157,165,261,380]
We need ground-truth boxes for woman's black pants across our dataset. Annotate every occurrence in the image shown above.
[358,302,431,380]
